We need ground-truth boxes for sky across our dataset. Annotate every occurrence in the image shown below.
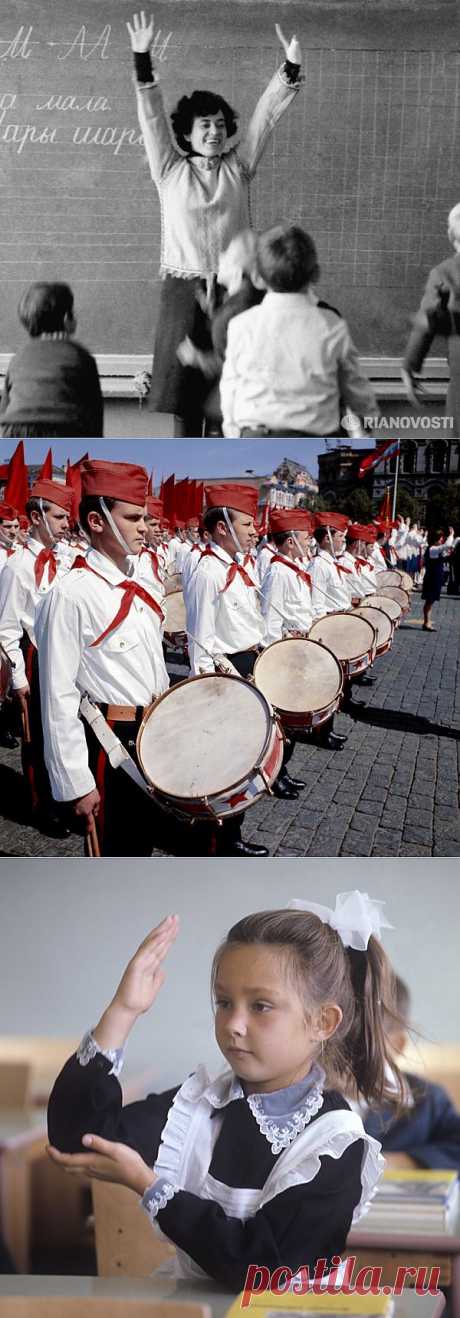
[0,437,375,481]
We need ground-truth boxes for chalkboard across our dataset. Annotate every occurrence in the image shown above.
[1,0,459,357]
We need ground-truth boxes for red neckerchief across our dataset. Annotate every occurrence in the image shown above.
[200,545,256,593]
[34,547,58,589]
[334,561,353,578]
[271,555,312,587]
[190,543,203,554]
[71,555,164,646]
[139,546,162,584]
[354,557,368,569]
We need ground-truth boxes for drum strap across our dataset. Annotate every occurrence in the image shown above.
[79,694,152,796]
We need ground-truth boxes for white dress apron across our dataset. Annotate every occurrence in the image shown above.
[147,1066,384,1281]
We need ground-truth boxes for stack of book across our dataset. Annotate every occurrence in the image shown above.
[357,1169,459,1234]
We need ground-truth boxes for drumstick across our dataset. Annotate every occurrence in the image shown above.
[85,818,101,858]
[21,701,31,745]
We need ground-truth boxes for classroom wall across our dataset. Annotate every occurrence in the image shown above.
[1,858,458,1088]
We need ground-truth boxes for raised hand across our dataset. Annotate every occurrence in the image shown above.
[275,24,302,65]
[127,11,155,53]
[110,914,179,1018]
[401,366,427,408]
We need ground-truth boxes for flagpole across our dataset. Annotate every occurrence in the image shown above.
[391,445,400,520]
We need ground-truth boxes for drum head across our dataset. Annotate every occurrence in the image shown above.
[163,590,186,633]
[137,674,272,799]
[362,593,402,622]
[377,585,410,609]
[352,606,392,650]
[309,612,375,661]
[254,639,342,713]
[375,570,403,589]
[398,571,413,592]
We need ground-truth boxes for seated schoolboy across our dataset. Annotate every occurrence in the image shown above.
[0,282,103,438]
[402,203,460,435]
[363,975,460,1171]
[220,223,377,438]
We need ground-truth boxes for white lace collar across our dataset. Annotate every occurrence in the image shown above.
[204,1063,326,1155]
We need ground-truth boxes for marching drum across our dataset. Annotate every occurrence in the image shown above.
[253,638,343,731]
[399,571,414,593]
[308,612,377,677]
[375,570,404,590]
[0,643,13,708]
[361,593,402,626]
[137,673,284,821]
[162,590,187,646]
[352,605,393,656]
[164,572,182,595]
[375,585,410,613]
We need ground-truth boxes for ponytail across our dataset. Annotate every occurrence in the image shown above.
[212,909,407,1111]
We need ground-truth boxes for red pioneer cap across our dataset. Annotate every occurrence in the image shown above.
[80,461,148,506]
[29,480,73,514]
[204,484,258,519]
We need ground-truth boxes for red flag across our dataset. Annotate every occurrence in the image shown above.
[358,439,400,479]
[174,478,190,523]
[147,468,155,496]
[3,441,29,515]
[162,474,175,523]
[186,479,196,519]
[38,447,53,480]
[195,482,204,518]
[379,488,392,522]
[66,451,88,523]
[258,501,270,536]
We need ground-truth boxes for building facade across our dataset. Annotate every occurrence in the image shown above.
[318,440,460,510]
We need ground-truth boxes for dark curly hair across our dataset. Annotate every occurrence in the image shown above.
[171,91,238,154]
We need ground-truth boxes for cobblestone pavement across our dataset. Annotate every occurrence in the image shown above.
[1,591,459,858]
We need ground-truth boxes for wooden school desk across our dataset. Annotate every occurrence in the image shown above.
[347,1206,460,1318]
[0,1276,447,1318]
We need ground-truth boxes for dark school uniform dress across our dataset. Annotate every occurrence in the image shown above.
[364,1072,460,1173]
[0,338,103,438]
[48,1036,382,1291]
[421,548,445,604]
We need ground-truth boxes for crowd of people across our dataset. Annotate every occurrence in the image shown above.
[2,11,460,438]
[0,462,457,858]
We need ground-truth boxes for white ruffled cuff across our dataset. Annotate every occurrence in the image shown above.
[141,1176,180,1221]
[76,1030,125,1079]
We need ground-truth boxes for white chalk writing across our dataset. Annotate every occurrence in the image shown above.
[0,109,57,153]
[0,25,36,60]
[73,123,144,154]
[35,94,112,113]
[57,25,111,61]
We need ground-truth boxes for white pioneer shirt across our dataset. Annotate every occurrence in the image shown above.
[187,542,265,674]
[34,547,169,803]
[0,537,68,689]
[261,555,314,644]
[308,549,352,617]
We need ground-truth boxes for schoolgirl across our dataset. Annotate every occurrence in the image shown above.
[47,891,405,1291]
[127,11,302,434]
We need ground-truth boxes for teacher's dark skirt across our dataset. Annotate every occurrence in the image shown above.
[148,275,213,434]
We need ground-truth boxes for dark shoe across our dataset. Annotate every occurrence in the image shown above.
[341,696,365,711]
[355,674,377,685]
[0,729,19,749]
[283,772,306,789]
[422,624,436,631]
[33,809,72,840]
[219,839,270,857]
[272,776,300,799]
[321,732,347,751]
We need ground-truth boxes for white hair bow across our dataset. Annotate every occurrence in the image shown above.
[287,890,393,951]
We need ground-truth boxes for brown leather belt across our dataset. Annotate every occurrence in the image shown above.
[101,703,151,723]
